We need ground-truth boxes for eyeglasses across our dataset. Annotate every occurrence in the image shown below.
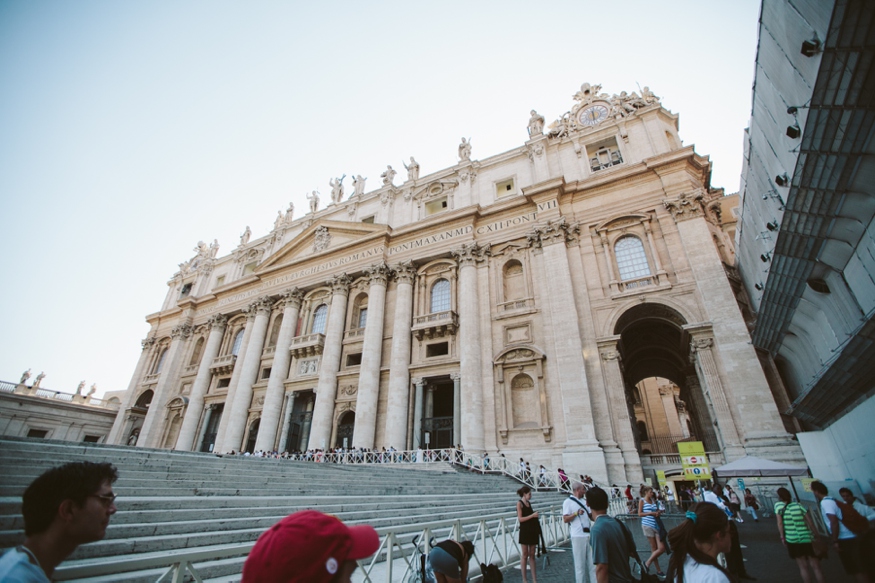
[88,493,117,506]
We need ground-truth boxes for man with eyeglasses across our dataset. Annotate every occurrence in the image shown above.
[0,461,118,582]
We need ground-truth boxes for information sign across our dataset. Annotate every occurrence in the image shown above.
[679,441,711,480]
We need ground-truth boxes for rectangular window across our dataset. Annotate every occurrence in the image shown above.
[215,275,226,288]
[586,138,624,172]
[243,262,257,275]
[496,178,516,197]
[83,435,101,443]
[217,378,231,389]
[180,283,192,297]
[346,353,362,366]
[426,342,449,357]
[425,197,448,215]
[261,367,272,379]
[27,429,48,439]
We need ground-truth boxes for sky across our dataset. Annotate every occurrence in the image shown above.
[0,0,761,397]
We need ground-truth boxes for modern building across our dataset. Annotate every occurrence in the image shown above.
[736,0,875,494]
[109,82,801,484]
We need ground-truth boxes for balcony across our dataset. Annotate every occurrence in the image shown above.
[183,364,199,376]
[209,354,237,376]
[290,333,325,358]
[344,327,366,341]
[412,310,458,340]
[142,373,161,384]
[262,345,277,357]
[497,298,536,313]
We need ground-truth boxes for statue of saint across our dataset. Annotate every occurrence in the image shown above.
[194,241,209,258]
[284,202,294,223]
[380,165,397,186]
[209,239,220,258]
[527,110,545,136]
[33,371,45,389]
[458,137,472,162]
[240,226,251,246]
[87,384,97,397]
[403,157,420,181]
[75,381,85,396]
[307,190,320,213]
[274,211,284,230]
[329,175,346,204]
[20,369,31,384]
[352,175,367,197]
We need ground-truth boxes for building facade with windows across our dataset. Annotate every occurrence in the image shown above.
[109,82,801,484]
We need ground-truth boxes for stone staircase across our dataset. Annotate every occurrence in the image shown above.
[0,437,565,581]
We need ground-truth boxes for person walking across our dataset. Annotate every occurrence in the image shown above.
[666,502,733,583]
[726,486,743,523]
[639,485,667,577]
[811,481,870,583]
[563,482,596,583]
[774,487,825,583]
[743,488,760,522]
[587,486,633,583]
[517,485,540,583]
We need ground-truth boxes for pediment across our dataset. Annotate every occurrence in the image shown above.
[594,213,650,233]
[256,220,389,272]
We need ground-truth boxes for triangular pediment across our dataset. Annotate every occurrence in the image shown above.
[257,220,389,272]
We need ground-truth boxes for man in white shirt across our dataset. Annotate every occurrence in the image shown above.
[563,482,596,583]
[812,481,868,582]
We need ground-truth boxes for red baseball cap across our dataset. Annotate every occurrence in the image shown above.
[242,510,380,583]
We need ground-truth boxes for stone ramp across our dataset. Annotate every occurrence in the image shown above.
[0,437,564,582]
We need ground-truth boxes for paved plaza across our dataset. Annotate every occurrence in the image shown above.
[499,516,852,583]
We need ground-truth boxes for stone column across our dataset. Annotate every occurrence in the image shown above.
[451,373,461,446]
[214,312,256,452]
[108,335,156,444]
[528,218,606,476]
[385,262,416,450]
[307,274,352,451]
[688,335,745,459]
[451,242,489,452]
[352,263,390,449]
[140,322,193,448]
[277,392,296,453]
[597,338,643,483]
[254,289,303,452]
[195,404,214,452]
[412,377,424,449]
[425,386,435,418]
[175,314,227,450]
[222,297,273,453]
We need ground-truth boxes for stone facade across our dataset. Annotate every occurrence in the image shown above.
[111,82,801,484]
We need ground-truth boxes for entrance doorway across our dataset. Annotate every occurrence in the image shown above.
[200,404,223,452]
[285,391,314,453]
[421,377,454,449]
[245,419,260,453]
[335,411,355,449]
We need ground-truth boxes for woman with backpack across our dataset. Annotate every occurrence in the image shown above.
[775,487,825,583]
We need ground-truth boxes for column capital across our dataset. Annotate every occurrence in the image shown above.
[248,296,273,316]
[526,217,580,248]
[451,242,490,266]
[663,189,706,222]
[690,337,714,354]
[392,260,417,284]
[365,262,391,286]
[328,273,352,296]
[412,377,424,387]
[280,287,304,309]
[171,322,193,340]
[208,313,228,330]
[450,372,462,382]
[141,336,157,350]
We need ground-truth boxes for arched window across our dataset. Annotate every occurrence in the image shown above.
[353,294,368,329]
[615,236,651,281]
[153,348,168,374]
[189,337,205,366]
[503,260,525,301]
[637,420,649,441]
[358,308,368,328]
[268,314,283,347]
[231,329,245,356]
[430,279,450,312]
[311,304,328,334]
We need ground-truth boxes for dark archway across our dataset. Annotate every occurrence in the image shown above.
[335,411,355,449]
[245,419,260,453]
[134,390,154,410]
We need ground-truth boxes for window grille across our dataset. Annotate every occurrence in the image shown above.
[311,304,328,334]
[615,236,651,280]
[430,279,451,312]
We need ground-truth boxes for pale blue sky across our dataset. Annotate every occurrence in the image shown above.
[0,1,761,396]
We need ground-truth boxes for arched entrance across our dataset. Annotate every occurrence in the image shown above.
[613,304,720,466]
[245,419,260,453]
[335,411,355,449]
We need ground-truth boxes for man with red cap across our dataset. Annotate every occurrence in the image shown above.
[242,510,380,583]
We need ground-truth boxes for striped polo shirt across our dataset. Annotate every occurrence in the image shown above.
[775,501,813,543]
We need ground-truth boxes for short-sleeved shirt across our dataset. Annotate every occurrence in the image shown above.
[589,516,633,582]
[562,496,592,537]
[820,497,855,540]
[0,547,51,583]
[774,501,813,543]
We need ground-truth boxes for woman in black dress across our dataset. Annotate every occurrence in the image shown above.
[517,485,540,583]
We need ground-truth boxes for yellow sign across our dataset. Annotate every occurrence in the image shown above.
[656,470,667,488]
[801,478,816,493]
[682,455,709,467]
[679,441,711,480]
[677,441,706,456]
[683,466,712,479]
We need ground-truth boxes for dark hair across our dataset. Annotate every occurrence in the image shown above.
[585,487,609,511]
[810,481,828,496]
[776,487,792,503]
[460,540,475,560]
[838,487,855,500]
[667,502,730,583]
[517,485,531,497]
[22,462,118,536]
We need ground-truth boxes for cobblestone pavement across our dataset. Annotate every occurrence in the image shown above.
[498,516,852,583]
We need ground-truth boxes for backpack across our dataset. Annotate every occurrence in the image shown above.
[480,562,504,583]
[833,499,870,535]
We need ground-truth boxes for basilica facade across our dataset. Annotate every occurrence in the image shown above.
[109,83,800,484]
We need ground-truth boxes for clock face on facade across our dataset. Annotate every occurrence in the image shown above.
[578,104,609,126]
